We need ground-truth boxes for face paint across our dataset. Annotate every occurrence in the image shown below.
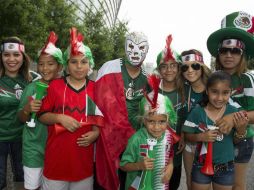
[125,32,149,67]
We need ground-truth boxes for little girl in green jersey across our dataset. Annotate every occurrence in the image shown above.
[18,32,63,190]
[182,71,248,190]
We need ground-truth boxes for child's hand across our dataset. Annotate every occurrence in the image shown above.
[215,114,234,134]
[24,100,42,113]
[57,114,80,132]
[139,157,154,170]
[30,100,42,113]
[77,130,99,147]
[201,130,218,142]
[161,162,173,183]
[176,137,185,154]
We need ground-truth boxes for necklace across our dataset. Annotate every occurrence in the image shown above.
[63,77,87,122]
[205,105,226,141]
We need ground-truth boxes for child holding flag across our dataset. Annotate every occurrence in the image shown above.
[182,71,248,190]
[38,27,103,190]
[18,31,63,190]
[120,75,177,190]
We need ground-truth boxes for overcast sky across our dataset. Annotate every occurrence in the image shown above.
[118,0,254,67]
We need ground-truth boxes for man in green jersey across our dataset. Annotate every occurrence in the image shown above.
[95,32,150,190]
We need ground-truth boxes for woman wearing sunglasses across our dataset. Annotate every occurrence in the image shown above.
[179,49,211,190]
[207,11,254,190]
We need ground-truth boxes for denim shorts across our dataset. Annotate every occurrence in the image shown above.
[191,161,234,186]
[234,137,254,163]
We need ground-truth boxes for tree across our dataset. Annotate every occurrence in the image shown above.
[0,0,79,60]
[81,7,113,69]
[81,6,129,69]
[44,0,81,51]
[0,0,129,70]
[111,20,129,60]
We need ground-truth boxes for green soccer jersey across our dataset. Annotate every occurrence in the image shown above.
[121,60,150,130]
[182,104,237,164]
[18,81,47,167]
[159,88,184,167]
[0,75,28,141]
[230,72,254,138]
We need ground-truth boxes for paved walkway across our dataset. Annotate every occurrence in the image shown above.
[6,149,254,189]
[178,150,254,190]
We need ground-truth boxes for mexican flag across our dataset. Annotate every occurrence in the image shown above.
[198,123,208,156]
[95,59,135,190]
[54,94,104,134]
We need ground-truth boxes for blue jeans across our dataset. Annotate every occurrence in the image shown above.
[0,141,24,189]
[234,137,254,163]
[192,161,234,186]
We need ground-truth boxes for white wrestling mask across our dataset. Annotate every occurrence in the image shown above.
[125,32,149,67]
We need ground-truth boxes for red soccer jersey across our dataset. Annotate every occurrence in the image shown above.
[40,77,95,181]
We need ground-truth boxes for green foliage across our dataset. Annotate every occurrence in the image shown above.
[0,0,78,60]
[0,0,129,70]
[44,0,80,50]
[111,21,129,59]
[81,8,128,69]
[81,9,114,69]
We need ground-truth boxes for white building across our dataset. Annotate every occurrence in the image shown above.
[67,0,122,28]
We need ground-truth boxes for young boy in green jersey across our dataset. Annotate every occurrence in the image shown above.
[18,32,63,190]
[120,75,177,190]
[156,34,185,190]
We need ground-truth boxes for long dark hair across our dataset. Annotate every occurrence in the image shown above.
[201,70,231,107]
[0,36,32,81]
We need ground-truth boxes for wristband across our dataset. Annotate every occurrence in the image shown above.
[234,130,247,139]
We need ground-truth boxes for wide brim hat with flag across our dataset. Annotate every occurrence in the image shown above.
[38,31,64,65]
[156,34,181,67]
[207,11,254,60]
[63,27,94,69]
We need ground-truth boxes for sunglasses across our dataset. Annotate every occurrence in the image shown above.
[218,47,243,55]
[181,63,201,72]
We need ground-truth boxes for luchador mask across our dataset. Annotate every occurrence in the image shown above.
[125,32,149,67]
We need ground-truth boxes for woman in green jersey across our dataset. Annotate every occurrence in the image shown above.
[207,11,254,190]
[179,49,211,190]
[0,36,32,189]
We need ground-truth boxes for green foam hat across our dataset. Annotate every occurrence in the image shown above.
[156,35,181,67]
[63,27,94,68]
[38,31,64,65]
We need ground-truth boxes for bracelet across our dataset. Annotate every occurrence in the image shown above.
[23,109,30,116]
[234,130,247,139]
